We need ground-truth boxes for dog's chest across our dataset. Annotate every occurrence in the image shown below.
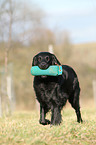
[34,77,60,103]
[38,81,58,99]
[41,81,57,92]
[39,82,58,104]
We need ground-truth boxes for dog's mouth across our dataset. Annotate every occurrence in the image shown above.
[38,64,48,78]
[38,63,49,78]
[38,63,49,70]
[41,75,47,78]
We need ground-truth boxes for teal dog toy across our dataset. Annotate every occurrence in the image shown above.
[31,65,62,76]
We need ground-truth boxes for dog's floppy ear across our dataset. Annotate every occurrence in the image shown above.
[52,54,61,65]
[32,56,37,66]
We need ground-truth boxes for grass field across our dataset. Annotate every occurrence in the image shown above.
[0,107,96,145]
[0,42,96,144]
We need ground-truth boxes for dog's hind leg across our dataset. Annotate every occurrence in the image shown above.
[68,88,83,123]
[39,105,50,125]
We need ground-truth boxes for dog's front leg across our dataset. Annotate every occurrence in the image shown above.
[39,105,50,125]
[51,106,62,125]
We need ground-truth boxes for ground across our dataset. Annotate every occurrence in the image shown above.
[0,105,96,145]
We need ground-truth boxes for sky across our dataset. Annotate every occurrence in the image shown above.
[34,0,96,44]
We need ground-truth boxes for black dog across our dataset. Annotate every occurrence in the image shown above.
[32,52,83,125]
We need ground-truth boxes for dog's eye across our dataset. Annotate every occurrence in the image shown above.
[38,56,42,62]
[45,56,50,62]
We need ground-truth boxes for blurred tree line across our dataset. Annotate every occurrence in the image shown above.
[0,0,75,110]
[0,0,71,55]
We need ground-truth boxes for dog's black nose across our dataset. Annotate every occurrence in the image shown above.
[39,62,48,69]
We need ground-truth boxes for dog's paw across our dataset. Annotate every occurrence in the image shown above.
[39,119,50,125]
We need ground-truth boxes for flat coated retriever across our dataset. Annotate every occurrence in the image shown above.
[32,52,83,125]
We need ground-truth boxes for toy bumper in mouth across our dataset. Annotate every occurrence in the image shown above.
[31,65,62,76]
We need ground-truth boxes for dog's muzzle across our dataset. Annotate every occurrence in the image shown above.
[39,62,49,69]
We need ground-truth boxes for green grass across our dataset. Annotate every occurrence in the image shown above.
[0,107,96,145]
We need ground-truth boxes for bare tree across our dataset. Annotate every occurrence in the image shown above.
[0,0,44,72]
[0,0,16,72]
[0,0,45,113]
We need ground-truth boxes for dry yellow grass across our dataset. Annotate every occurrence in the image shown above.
[0,106,96,145]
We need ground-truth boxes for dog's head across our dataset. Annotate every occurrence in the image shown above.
[32,52,61,69]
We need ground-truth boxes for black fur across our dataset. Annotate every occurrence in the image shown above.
[32,52,83,125]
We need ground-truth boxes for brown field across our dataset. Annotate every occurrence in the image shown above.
[0,42,96,110]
